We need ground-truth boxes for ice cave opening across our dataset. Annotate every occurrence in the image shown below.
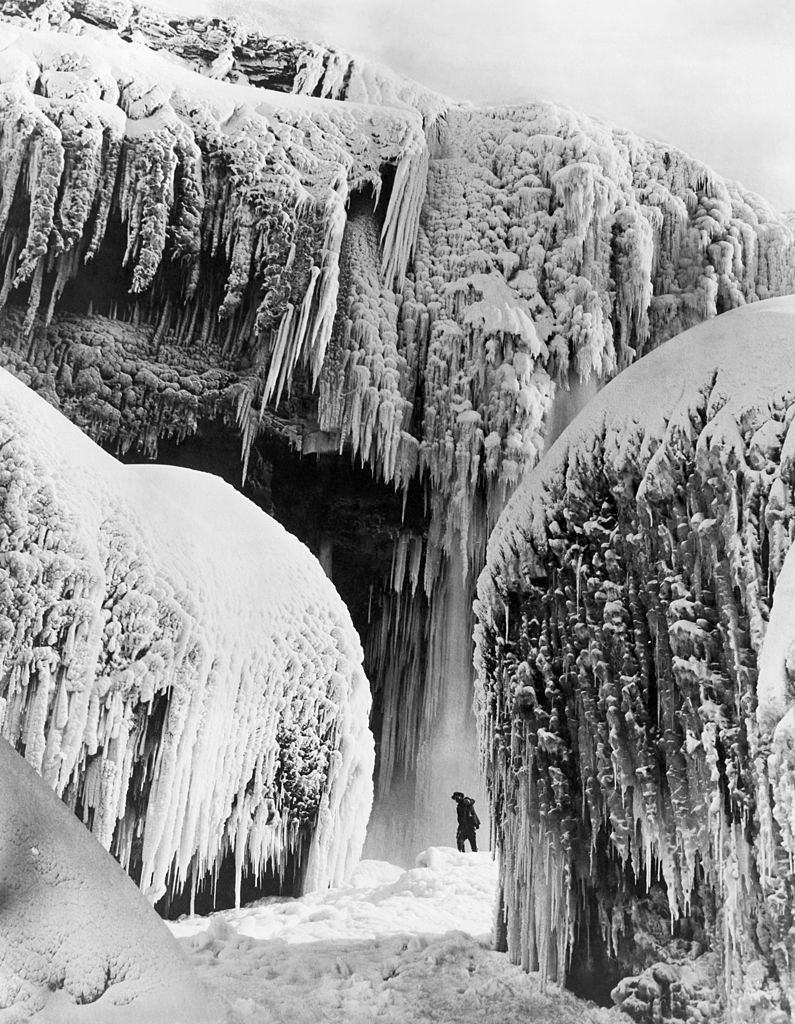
[160,423,425,631]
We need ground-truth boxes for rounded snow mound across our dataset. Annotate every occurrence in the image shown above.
[0,369,374,905]
[0,738,225,1023]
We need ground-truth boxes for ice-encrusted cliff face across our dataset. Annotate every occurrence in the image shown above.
[0,368,374,905]
[1,0,795,868]
[475,297,795,1021]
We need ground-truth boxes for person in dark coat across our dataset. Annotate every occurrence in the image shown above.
[451,791,480,852]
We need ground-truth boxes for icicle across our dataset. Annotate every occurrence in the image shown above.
[0,369,374,903]
[380,145,429,289]
[475,299,795,1018]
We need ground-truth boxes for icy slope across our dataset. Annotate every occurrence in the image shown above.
[0,368,374,902]
[168,846,628,1024]
[475,295,795,1020]
[0,738,224,1024]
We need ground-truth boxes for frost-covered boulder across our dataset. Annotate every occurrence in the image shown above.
[475,296,795,1020]
[0,368,374,903]
[0,737,225,1023]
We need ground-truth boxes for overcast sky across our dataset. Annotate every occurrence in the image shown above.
[164,0,795,210]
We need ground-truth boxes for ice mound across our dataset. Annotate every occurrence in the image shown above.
[0,368,374,904]
[0,737,225,1023]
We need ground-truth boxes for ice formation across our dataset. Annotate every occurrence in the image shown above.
[475,297,795,1020]
[362,103,795,854]
[0,737,224,1022]
[0,17,428,454]
[1,0,795,864]
[0,368,374,904]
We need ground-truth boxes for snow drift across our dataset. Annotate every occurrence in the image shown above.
[168,846,627,1024]
[0,367,374,903]
[476,296,795,1020]
[0,737,225,1023]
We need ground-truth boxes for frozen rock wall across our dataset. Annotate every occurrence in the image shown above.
[0,306,246,456]
[475,297,795,1021]
[365,103,795,859]
[0,19,427,468]
[0,368,374,904]
[1,1,795,866]
[0,0,450,123]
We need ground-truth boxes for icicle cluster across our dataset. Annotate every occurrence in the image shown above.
[293,45,449,128]
[475,297,795,1021]
[396,104,795,584]
[3,4,795,876]
[0,368,374,903]
[0,21,427,467]
[0,307,248,455]
[318,209,419,489]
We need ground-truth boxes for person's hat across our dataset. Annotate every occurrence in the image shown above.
[451,791,464,800]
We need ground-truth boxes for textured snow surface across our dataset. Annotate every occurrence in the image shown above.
[0,738,223,1023]
[0,368,374,902]
[169,846,628,1024]
[476,296,795,1019]
[3,0,452,124]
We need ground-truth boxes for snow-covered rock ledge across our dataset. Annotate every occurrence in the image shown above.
[475,296,795,1020]
[0,368,374,904]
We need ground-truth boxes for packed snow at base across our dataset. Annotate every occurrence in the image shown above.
[167,846,628,1024]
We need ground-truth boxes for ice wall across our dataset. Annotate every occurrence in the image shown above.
[475,297,795,1020]
[0,19,427,468]
[2,1,795,870]
[0,368,374,903]
[363,103,795,861]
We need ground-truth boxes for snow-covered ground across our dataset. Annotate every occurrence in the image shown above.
[168,847,627,1023]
